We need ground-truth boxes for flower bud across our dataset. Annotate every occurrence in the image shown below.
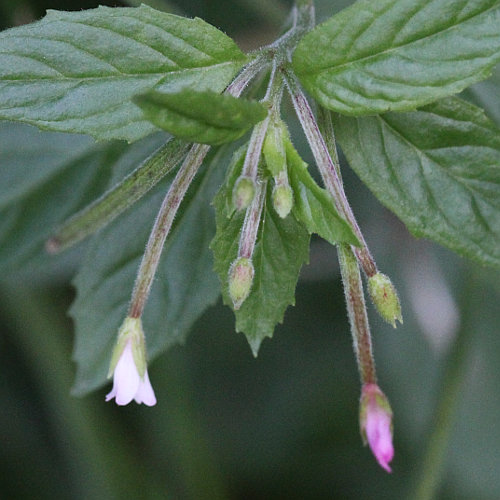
[106,317,156,406]
[228,257,254,310]
[232,176,255,211]
[272,184,293,218]
[359,383,394,472]
[263,118,287,177]
[368,272,402,328]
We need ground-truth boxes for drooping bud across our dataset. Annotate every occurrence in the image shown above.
[272,183,293,218]
[228,257,254,310]
[106,317,156,406]
[232,175,256,211]
[368,272,403,328]
[263,118,287,177]
[359,383,394,472]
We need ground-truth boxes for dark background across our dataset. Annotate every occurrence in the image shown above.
[0,0,499,498]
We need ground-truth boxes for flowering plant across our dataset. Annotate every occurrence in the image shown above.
[0,0,499,483]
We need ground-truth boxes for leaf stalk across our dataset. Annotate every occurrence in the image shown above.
[47,138,190,253]
[338,243,377,385]
[284,69,378,277]
[128,143,211,318]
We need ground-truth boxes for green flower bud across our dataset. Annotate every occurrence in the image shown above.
[232,176,255,211]
[272,184,293,218]
[228,257,254,310]
[263,118,287,177]
[368,272,403,328]
[108,316,147,378]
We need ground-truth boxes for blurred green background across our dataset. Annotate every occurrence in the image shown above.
[0,0,499,498]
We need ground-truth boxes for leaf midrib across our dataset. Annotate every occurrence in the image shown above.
[0,61,237,83]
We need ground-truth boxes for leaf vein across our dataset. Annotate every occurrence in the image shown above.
[308,2,499,76]
[379,114,500,225]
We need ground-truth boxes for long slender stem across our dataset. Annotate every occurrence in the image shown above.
[317,106,341,178]
[254,0,314,63]
[338,243,377,384]
[284,70,377,277]
[127,55,266,319]
[47,138,190,253]
[225,55,270,98]
[128,143,210,318]
[238,180,267,259]
[240,63,284,181]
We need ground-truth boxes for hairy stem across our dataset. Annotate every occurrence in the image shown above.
[338,243,377,385]
[226,55,270,98]
[284,70,378,277]
[238,179,267,259]
[128,143,210,318]
[47,138,190,253]
[241,63,283,181]
[127,55,266,319]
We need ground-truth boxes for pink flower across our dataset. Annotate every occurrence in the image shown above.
[360,383,394,472]
[106,340,156,406]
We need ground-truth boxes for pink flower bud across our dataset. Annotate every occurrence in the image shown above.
[359,383,394,472]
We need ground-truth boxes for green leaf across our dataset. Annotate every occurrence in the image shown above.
[211,180,310,355]
[71,145,232,395]
[293,0,500,115]
[463,63,500,126]
[284,136,360,246]
[0,5,246,142]
[135,89,267,145]
[334,97,500,268]
[48,137,190,252]
[0,123,94,209]
[0,122,160,279]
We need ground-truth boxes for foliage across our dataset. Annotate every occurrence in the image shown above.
[0,0,500,495]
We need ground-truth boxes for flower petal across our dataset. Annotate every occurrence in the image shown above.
[134,370,157,406]
[366,409,394,472]
[111,341,140,405]
[360,383,394,472]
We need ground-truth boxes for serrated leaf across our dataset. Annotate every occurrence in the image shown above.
[211,181,310,355]
[0,122,162,279]
[0,5,246,142]
[334,97,500,268]
[284,136,360,246]
[293,0,500,115]
[135,89,267,145]
[71,145,233,395]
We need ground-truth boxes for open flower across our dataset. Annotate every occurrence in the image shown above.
[359,383,394,472]
[106,317,156,406]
